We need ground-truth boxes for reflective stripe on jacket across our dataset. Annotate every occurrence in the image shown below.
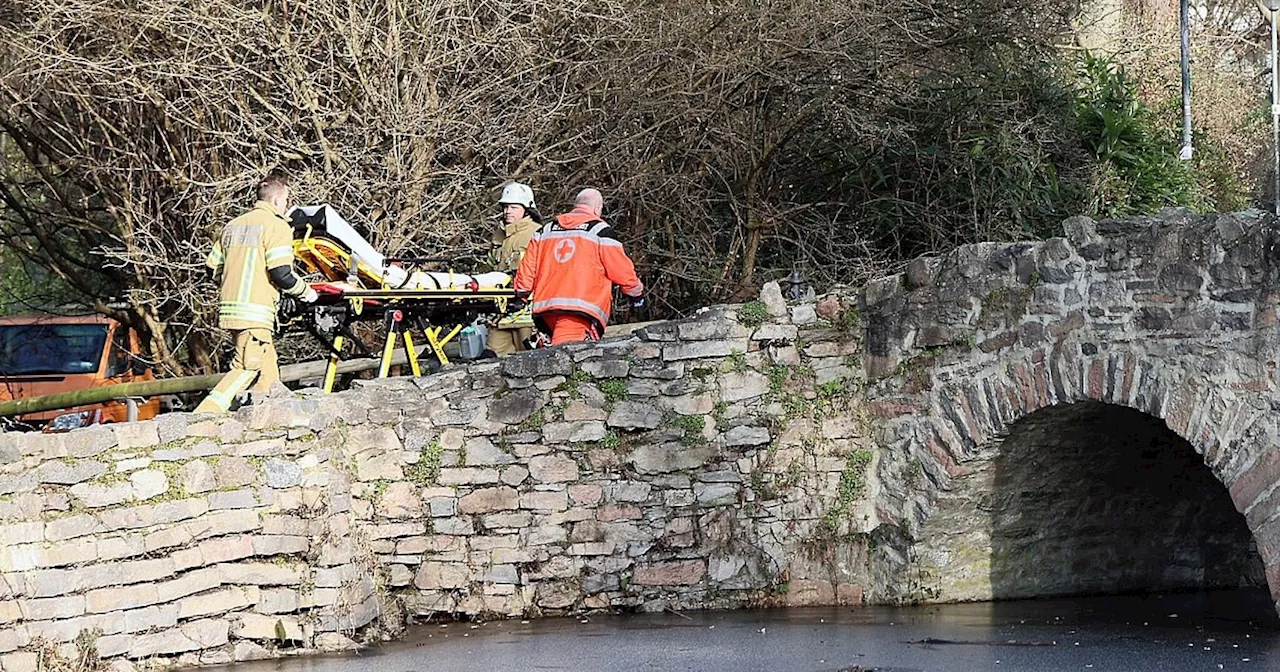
[513,210,643,330]
[207,201,304,331]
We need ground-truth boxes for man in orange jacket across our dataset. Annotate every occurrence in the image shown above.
[513,188,644,344]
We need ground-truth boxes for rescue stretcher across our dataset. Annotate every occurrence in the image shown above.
[282,205,528,391]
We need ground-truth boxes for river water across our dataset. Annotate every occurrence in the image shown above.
[219,589,1280,671]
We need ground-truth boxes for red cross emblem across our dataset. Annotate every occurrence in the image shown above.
[554,239,576,263]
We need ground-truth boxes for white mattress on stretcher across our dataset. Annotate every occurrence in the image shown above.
[290,204,512,290]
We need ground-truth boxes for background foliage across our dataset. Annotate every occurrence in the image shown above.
[0,0,1267,373]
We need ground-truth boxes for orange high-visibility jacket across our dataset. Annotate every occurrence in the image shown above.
[514,209,643,330]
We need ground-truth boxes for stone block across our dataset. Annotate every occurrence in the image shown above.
[464,437,516,466]
[633,560,706,586]
[0,651,37,672]
[68,482,132,509]
[366,522,427,539]
[438,467,499,485]
[520,491,568,512]
[372,482,422,520]
[596,504,642,522]
[629,444,715,475]
[215,456,257,489]
[759,282,787,317]
[35,460,105,485]
[662,339,749,362]
[414,562,469,589]
[156,567,224,603]
[608,481,652,503]
[264,459,302,488]
[128,619,229,659]
[252,535,309,556]
[233,640,272,662]
[60,425,117,458]
[723,425,771,447]
[18,595,84,620]
[527,525,568,545]
[568,542,614,556]
[177,587,257,619]
[122,604,180,633]
[232,613,304,641]
[208,488,260,510]
[481,564,519,584]
[113,423,160,450]
[543,421,607,444]
[569,484,603,506]
[607,402,664,430]
[315,633,361,652]
[719,370,770,402]
[179,460,216,494]
[500,466,530,486]
[487,389,545,425]
[427,496,457,517]
[458,487,519,514]
[194,509,261,540]
[695,483,739,506]
[255,588,301,614]
[501,348,574,378]
[216,562,302,586]
[0,522,41,546]
[86,584,161,614]
[356,454,404,481]
[529,455,579,483]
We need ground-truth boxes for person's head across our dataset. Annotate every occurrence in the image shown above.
[574,188,603,218]
[498,182,537,225]
[257,169,291,213]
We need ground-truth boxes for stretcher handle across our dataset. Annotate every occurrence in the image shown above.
[384,257,455,265]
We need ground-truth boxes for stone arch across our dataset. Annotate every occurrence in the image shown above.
[890,347,1277,609]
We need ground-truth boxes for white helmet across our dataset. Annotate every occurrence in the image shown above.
[498,182,536,209]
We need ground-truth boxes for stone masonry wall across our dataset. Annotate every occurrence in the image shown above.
[3,208,1279,671]
[0,297,876,670]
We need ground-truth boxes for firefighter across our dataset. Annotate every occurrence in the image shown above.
[513,188,644,344]
[485,182,541,356]
[194,170,317,413]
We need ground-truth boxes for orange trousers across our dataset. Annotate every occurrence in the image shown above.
[542,313,600,345]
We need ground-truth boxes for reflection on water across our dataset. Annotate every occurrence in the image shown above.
[213,589,1280,672]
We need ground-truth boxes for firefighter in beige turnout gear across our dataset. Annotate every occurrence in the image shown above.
[486,182,540,356]
[195,172,317,413]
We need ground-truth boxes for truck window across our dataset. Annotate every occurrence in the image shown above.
[106,326,132,378]
[0,324,109,375]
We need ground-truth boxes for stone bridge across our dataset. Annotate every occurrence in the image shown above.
[0,208,1276,668]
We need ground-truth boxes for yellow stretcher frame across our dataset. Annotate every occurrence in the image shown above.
[290,231,517,392]
[313,288,517,393]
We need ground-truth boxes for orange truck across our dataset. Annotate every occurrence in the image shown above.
[0,314,160,431]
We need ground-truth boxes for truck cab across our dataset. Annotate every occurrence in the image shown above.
[0,315,160,431]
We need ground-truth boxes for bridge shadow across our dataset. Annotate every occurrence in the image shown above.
[987,401,1266,605]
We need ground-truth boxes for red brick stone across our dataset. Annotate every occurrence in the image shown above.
[1229,451,1280,514]
[595,504,642,522]
[1120,353,1136,405]
[1164,383,1197,438]
[979,331,1018,353]
[867,399,925,420]
[927,434,970,478]
[633,560,705,586]
[1032,362,1050,408]
[956,391,984,447]
[1047,311,1084,339]
[1087,359,1105,401]
[836,583,863,606]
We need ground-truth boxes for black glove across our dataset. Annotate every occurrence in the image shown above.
[506,296,528,315]
[628,295,646,309]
